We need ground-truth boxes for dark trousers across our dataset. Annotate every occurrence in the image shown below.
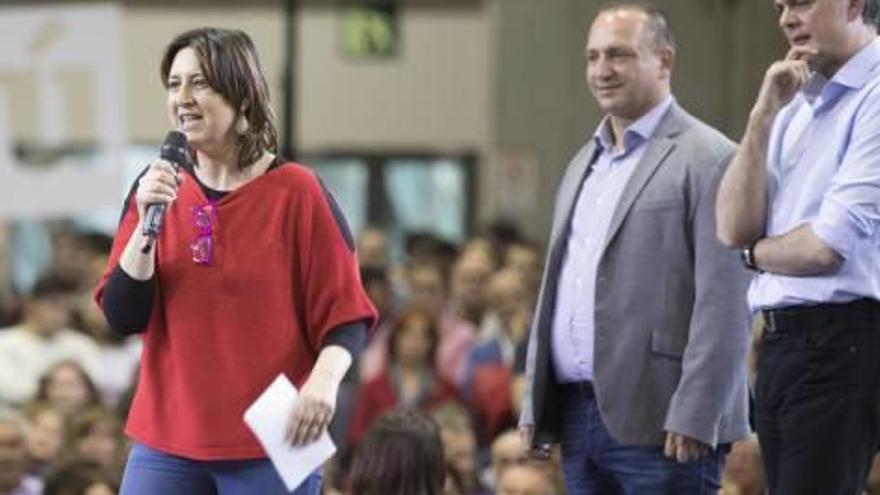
[755,299,880,495]
[559,383,727,495]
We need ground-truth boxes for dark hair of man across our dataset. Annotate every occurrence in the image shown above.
[350,409,446,495]
[596,1,676,52]
[160,27,278,169]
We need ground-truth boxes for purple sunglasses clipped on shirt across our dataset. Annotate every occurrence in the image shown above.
[190,201,217,266]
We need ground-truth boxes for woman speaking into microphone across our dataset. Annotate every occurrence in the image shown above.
[94,28,376,494]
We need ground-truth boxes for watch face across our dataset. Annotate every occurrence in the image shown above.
[741,247,758,272]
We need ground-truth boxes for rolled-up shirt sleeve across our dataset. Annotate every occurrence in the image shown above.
[812,95,880,259]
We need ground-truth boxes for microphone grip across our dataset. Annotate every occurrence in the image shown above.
[140,203,167,254]
[143,202,168,237]
[140,130,187,254]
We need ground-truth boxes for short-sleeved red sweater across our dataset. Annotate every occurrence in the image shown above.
[95,162,377,460]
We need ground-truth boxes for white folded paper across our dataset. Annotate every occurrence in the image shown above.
[243,373,336,491]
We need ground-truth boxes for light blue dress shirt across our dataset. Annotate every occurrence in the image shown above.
[748,39,880,312]
[552,96,673,383]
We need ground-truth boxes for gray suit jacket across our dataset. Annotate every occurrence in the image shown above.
[520,103,750,448]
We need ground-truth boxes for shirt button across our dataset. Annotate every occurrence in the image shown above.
[576,277,583,287]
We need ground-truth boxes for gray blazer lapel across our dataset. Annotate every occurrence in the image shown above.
[600,104,689,254]
[550,141,599,247]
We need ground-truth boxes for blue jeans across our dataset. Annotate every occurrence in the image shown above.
[560,385,726,495]
[120,443,322,495]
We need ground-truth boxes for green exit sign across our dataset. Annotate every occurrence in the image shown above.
[340,5,400,59]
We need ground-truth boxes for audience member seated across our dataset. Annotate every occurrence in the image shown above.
[36,361,102,420]
[414,260,479,386]
[0,274,99,406]
[480,429,524,491]
[357,267,393,378]
[332,265,396,450]
[360,266,394,323]
[719,436,766,495]
[495,460,555,495]
[66,407,125,478]
[0,408,42,495]
[449,247,495,331]
[42,459,118,495]
[466,269,531,443]
[360,261,452,382]
[433,402,486,495]
[20,402,65,480]
[349,409,445,495]
[47,226,93,290]
[355,227,390,271]
[349,306,461,446]
[503,241,541,307]
[70,246,140,408]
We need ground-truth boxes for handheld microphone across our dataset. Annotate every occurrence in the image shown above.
[141,130,188,253]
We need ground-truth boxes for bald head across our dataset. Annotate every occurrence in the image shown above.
[586,2,675,123]
[595,2,675,52]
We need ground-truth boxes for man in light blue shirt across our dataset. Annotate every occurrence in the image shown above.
[550,95,672,386]
[717,0,880,493]
[520,3,750,493]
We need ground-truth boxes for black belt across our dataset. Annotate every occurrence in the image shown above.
[561,380,594,397]
[762,298,880,333]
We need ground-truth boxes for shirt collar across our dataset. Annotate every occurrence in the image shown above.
[831,37,880,90]
[593,95,674,153]
[802,37,880,104]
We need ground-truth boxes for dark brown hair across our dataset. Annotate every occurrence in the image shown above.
[36,360,102,412]
[350,409,446,495]
[160,27,278,168]
[387,306,439,366]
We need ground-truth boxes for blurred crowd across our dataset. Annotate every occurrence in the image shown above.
[1,218,879,495]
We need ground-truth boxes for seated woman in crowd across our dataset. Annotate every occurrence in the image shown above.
[349,409,446,495]
[348,306,461,446]
[36,360,102,420]
[464,268,531,447]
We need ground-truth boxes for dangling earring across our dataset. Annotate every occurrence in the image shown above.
[236,115,249,135]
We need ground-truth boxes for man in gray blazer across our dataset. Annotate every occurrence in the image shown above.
[519,3,750,493]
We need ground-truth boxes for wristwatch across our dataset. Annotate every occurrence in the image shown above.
[740,240,763,273]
